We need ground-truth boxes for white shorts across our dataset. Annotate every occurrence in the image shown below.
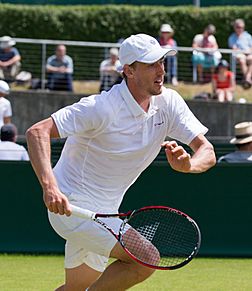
[48,210,121,272]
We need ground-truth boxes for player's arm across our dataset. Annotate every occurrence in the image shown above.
[26,117,71,216]
[162,134,216,173]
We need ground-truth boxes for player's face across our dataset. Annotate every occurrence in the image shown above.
[132,58,165,96]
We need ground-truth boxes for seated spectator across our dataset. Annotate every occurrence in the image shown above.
[228,19,252,89]
[0,80,12,129]
[212,60,235,102]
[0,123,29,161]
[192,24,221,83]
[99,47,122,92]
[0,36,21,82]
[158,23,178,86]
[46,44,73,92]
[218,121,252,163]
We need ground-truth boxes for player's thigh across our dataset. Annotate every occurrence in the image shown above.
[109,241,133,263]
[65,263,101,291]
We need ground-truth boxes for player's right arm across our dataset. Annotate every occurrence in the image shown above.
[26,117,71,216]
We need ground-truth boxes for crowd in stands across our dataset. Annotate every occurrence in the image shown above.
[0,18,252,99]
[0,19,252,162]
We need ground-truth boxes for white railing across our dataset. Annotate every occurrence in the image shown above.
[12,37,237,92]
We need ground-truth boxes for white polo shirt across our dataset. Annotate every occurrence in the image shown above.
[52,80,207,213]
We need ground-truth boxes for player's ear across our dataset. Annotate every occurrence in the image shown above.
[123,64,135,79]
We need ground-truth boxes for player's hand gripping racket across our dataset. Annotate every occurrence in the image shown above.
[70,205,201,270]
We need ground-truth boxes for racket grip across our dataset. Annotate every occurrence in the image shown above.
[70,204,96,220]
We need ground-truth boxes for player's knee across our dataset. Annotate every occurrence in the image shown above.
[65,282,88,291]
[133,264,155,283]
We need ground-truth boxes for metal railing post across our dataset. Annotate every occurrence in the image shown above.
[41,42,47,90]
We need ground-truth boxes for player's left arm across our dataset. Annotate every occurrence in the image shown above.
[188,134,216,173]
[162,134,216,173]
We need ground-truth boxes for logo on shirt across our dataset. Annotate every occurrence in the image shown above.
[154,121,164,126]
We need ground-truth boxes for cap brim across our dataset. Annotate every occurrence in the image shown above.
[136,47,177,64]
[230,136,252,144]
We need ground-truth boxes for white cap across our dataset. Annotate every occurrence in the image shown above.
[119,33,177,66]
[160,24,174,33]
[0,36,16,49]
[0,80,10,94]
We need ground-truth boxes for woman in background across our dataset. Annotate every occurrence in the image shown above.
[212,59,235,102]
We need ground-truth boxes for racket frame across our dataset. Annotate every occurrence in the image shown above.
[70,204,201,270]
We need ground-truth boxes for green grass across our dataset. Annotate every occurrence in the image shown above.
[1,255,252,291]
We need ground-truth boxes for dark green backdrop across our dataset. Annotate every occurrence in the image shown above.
[1,158,252,257]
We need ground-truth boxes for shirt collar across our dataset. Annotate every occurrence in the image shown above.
[119,80,159,118]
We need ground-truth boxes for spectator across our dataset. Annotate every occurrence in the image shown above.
[0,123,29,160]
[218,121,252,163]
[158,23,178,86]
[99,47,122,92]
[0,36,21,82]
[212,60,235,102]
[192,24,221,83]
[228,19,252,89]
[46,44,73,91]
[0,80,12,129]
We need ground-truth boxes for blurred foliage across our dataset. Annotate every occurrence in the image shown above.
[0,4,252,48]
[3,4,252,80]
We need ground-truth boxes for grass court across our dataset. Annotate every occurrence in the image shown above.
[1,255,252,291]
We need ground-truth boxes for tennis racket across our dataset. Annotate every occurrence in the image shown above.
[70,204,201,270]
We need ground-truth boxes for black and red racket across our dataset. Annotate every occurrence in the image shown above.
[70,205,201,270]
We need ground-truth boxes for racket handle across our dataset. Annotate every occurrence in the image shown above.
[70,204,96,220]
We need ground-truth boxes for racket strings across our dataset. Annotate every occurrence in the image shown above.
[121,208,199,268]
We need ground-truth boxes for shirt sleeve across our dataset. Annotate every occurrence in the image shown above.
[66,56,73,73]
[193,34,203,46]
[12,47,20,57]
[21,148,30,161]
[51,94,110,139]
[165,90,208,145]
[46,55,54,66]
[4,99,12,117]
[228,34,234,48]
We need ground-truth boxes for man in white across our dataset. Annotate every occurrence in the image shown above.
[0,123,29,160]
[218,121,252,163]
[99,47,121,92]
[0,80,12,128]
[26,34,216,291]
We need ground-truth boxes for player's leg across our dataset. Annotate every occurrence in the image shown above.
[55,263,101,291]
[216,89,225,102]
[88,242,155,291]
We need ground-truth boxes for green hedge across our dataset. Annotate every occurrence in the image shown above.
[0,4,252,47]
[2,4,252,80]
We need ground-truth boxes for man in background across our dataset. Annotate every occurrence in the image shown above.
[46,44,73,92]
[99,47,122,92]
[0,80,12,129]
[0,36,21,82]
[228,19,252,89]
[218,121,252,163]
[0,123,29,161]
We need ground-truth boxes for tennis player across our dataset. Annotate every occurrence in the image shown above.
[26,33,216,291]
